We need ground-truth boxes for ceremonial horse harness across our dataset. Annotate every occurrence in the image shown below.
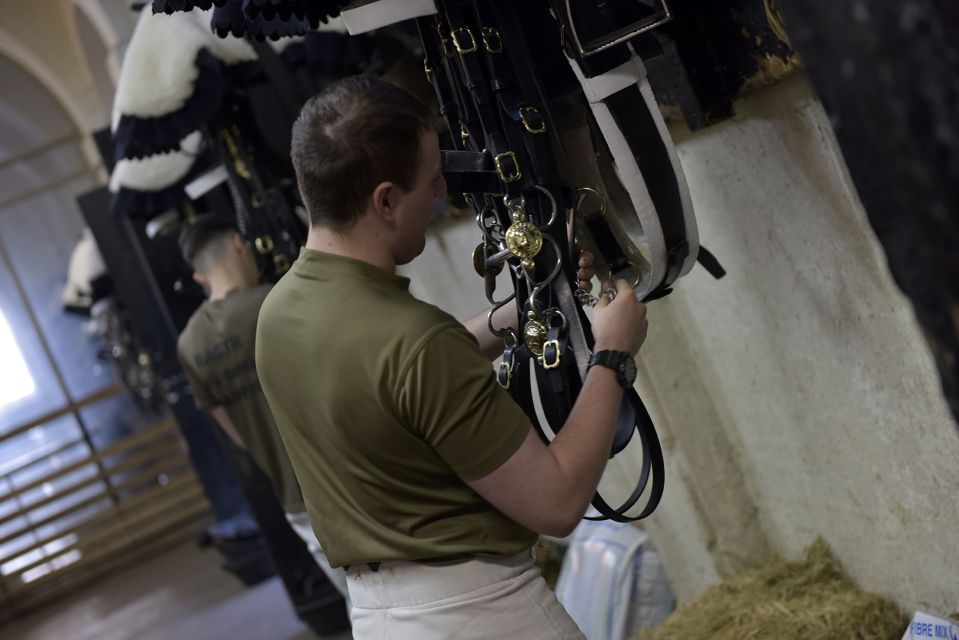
[343,0,725,522]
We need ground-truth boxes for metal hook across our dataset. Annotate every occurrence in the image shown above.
[547,308,568,332]
[574,187,607,219]
[525,234,564,304]
[503,194,526,216]
[540,234,565,286]
[487,292,517,338]
[530,184,559,227]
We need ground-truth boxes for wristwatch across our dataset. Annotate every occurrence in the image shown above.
[587,350,637,389]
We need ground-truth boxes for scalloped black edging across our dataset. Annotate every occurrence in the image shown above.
[152,0,348,36]
[152,0,215,13]
[300,0,347,28]
[212,0,308,42]
[236,0,346,26]
[244,0,302,21]
[111,151,217,219]
[113,48,226,163]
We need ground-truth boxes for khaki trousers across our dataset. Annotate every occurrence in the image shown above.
[345,549,585,639]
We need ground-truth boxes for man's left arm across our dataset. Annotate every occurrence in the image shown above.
[462,300,518,361]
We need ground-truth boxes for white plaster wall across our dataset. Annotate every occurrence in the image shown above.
[400,214,511,321]
[641,75,959,613]
[404,74,959,614]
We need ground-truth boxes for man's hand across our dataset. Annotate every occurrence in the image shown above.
[591,279,648,356]
[576,249,595,293]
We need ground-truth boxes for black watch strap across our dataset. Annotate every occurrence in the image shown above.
[588,350,636,389]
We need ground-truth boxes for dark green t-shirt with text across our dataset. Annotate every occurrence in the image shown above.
[178,285,304,513]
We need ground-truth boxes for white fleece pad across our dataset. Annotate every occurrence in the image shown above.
[113,7,255,127]
[109,131,204,193]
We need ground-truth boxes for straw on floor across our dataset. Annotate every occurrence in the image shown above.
[637,538,908,640]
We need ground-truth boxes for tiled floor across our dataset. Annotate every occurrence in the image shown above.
[1,542,352,640]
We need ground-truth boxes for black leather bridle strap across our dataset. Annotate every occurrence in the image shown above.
[422,0,667,524]
[439,0,521,200]
[585,386,665,522]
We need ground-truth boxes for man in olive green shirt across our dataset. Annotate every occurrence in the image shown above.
[176,217,349,604]
[257,76,648,639]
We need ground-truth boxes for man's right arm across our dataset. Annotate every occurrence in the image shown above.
[210,407,246,450]
[465,279,648,537]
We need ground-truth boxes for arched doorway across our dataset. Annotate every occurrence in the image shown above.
[73,0,119,117]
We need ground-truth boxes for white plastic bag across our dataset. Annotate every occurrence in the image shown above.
[555,516,675,640]
[900,611,959,640]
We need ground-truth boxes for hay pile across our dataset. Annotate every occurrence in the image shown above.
[638,538,908,640]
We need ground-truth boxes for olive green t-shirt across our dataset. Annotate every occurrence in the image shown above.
[177,284,304,513]
[255,249,536,568]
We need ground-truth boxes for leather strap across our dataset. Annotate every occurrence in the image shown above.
[585,386,664,522]
[421,0,668,523]
[441,150,501,194]
[697,244,727,280]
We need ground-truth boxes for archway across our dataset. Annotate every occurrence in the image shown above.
[73,0,120,116]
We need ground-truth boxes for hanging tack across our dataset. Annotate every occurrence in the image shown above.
[524,310,548,356]
[505,208,543,271]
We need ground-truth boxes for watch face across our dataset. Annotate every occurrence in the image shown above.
[622,357,637,384]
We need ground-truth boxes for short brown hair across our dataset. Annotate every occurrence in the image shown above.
[178,215,237,272]
[290,75,434,229]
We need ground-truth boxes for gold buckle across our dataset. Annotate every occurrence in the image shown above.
[436,23,454,57]
[519,106,546,134]
[494,151,522,183]
[254,236,274,254]
[273,254,290,274]
[541,339,561,369]
[451,27,477,54]
[497,360,512,388]
[481,27,502,53]
[220,128,251,179]
[423,57,434,84]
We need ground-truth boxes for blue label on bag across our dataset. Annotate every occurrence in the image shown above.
[902,612,959,640]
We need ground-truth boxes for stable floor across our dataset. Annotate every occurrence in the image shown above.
[1,541,353,640]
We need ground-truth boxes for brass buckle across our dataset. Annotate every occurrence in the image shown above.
[494,151,522,183]
[481,27,502,53]
[423,57,434,84]
[519,106,546,134]
[254,236,274,254]
[273,254,290,274]
[497,359,513,389]
[541,339,561,369]
[451,27,477,54]
[436,23,454,57]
